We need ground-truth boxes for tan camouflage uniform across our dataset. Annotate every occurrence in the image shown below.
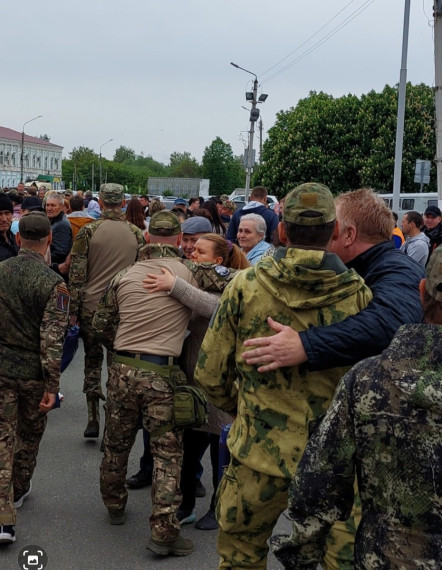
[69,210,144,398]
[0,249,69,525]
[94,243,195,542]
[194,247,372,570]
[272,324,442,570]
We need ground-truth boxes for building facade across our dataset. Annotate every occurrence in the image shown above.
[0,126,63,189]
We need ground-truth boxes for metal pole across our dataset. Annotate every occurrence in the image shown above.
[99,138,113,188]
[392,0,411,214]
[245,78,258,202]
[20,115,42,183]
[434,1,442,206]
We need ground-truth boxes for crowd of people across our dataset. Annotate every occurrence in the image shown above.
[0,181,440,569]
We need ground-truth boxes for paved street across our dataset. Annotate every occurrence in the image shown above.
[0,342,288,570]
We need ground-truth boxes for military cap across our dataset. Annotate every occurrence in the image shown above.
[283,182,335,226]
[19,211,51,240]
[99,183,125,204]
[0,194,13,213]
[181,216,212,235]
[425,245,442,302]
[149,211,181,236]
[21,196,44,212]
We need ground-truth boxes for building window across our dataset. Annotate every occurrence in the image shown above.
[25,154,30,168]
[33,155,36,168]
[44,157,48,170]
[12,153,16,166]
[55,158,59,170]
[0,151,3,166]
[50,157,54,169]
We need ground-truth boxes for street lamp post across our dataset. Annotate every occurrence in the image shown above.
[99,138,113,187]
[20,115,42,183]
[231,63,267,201]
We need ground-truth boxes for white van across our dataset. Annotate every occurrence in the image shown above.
[380,192,439,223]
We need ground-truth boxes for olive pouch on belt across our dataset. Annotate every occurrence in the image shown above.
[169,367,209,430]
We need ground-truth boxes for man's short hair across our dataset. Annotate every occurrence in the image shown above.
[189,197,200,206]
[250,186,268,201]
[69,195,85,211]
[44,191,64,206]
[240,213,266,236]
[404,211,423,228]
[335,188,394,244]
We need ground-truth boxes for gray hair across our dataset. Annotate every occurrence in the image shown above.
[240,213,266,236]
[43,191,64,207]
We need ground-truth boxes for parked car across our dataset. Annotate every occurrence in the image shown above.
[230,194,279,211]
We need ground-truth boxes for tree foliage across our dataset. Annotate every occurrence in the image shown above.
[113,145,136,164]
[169,151,201,178]
[254,83,436,198]
[202,137,245,195]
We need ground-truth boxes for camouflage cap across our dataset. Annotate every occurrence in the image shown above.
[19,211,51,240]
[99,183,124,204]
[283,183,336,226]
[425,245,442,302]
[149,211,181,236]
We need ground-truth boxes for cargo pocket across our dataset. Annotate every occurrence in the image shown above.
[216,463,241,533]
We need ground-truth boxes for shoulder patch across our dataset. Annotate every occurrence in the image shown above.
[56,284,70,312]
[215,265,230,277]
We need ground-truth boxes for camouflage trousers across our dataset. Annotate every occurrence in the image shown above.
[216,458,291,570]
[0,376,47,525]
[100,361,183,542]
[79,309,105,398]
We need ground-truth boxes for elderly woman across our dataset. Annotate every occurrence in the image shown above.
[237,213,272,264]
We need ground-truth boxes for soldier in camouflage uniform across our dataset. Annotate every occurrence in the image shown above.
[0,212,69,544]
[93,211,198,558]
[69,183,144,439]
[272,246,442,570]
[194,183,373,570]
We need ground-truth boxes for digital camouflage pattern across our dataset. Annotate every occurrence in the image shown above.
[100,361,183,542]
[80,308,106,399]
[69,210,144,315]
[99,183,125,204]
[0,249,68,526]
[0,249,68,392]
[0,378,48,525]
[194,247,372,569]
[272,324,442,570]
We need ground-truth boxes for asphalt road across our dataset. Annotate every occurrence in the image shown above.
[0,342,289,570]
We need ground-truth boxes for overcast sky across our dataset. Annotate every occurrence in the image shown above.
[3,0,436,164]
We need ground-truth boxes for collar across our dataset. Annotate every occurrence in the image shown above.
[347,240,393,275]
[101,209,125,220]
[18,248,45,262]
[137,243,182,260]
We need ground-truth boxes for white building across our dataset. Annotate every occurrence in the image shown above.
[0,126,63,189]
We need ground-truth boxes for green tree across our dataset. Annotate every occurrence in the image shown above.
[62,147,99,190]
[169,151,201,178]
[255,83,436,198]
[202,137,245,195]
[113,146,136,164]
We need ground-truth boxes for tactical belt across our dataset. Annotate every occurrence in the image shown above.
[113,350,177,371]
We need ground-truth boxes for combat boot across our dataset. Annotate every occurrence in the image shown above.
[84,395,100,438]
[146,535,194,557]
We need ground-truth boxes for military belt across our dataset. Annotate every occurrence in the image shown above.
[114,350,176,366]
[113,352,177,376]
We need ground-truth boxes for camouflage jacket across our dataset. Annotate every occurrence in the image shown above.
[93,244,236,351]
[272,324,442,570]
[68,210,144,314]
[194,247,372,479]
[0,249,69,392]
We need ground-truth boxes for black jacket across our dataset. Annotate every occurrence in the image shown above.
[300,240,425,369]
[50,212,72,264]
[0,229,19,262]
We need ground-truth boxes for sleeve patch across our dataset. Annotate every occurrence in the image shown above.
[56,285,70,312]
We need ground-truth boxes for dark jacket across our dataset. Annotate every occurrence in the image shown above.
[226,203,279,244]
[0,229,19,262]
[50,212,72,264]
[300,240,425,369]
[423,222,442,260]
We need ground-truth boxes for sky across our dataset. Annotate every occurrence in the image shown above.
[3,0,436,165]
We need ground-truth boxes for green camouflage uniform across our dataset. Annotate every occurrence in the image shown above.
[69,210,144,398]
[94,244,235,543]
[272,323,442,570]
[194,247,372,570]
[0,249,69,525]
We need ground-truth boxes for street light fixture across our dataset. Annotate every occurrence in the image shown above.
[231,62,268,201]
[99,138,113,187]
[20,115,42,183]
